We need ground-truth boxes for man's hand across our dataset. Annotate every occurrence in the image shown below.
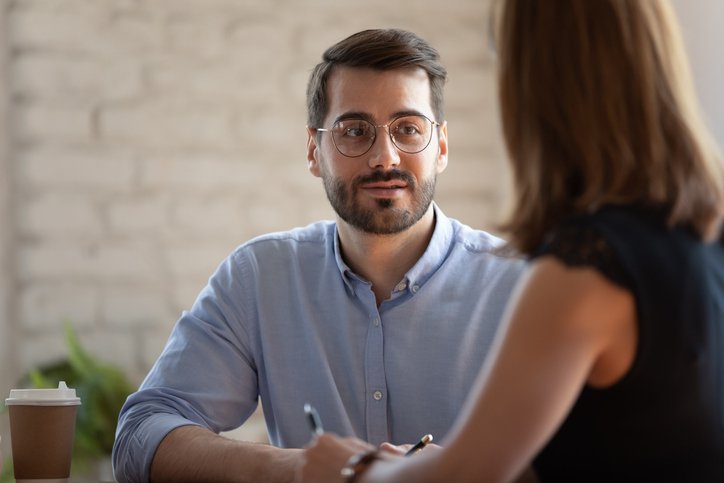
[296,433,375,483]
[379,441,442,456]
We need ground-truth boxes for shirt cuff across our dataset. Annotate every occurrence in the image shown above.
[115,413,203,483]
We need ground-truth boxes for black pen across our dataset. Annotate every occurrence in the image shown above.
[304,403,324,437]
[405,434,433,456]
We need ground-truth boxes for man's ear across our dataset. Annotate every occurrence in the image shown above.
[436,121,448,174]
[306,127,322,178]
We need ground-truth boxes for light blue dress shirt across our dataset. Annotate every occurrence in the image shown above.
[112,204,526,483]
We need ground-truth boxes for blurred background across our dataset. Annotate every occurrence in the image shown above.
[0,0,721,480]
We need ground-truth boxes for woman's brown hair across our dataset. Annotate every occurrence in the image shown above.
[495,0,724,254]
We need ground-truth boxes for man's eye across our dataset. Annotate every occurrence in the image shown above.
[398,125,419,135]
[346,127,367,137]
[395,124,421,136]
[336,121,372,138]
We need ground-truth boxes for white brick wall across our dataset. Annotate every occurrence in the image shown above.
[16,104,94,144]
[19,242,163,281]
[101,285,172,328]
[18,146,136,189]
[109,196,169,234]
[13,55,144,103]
[1,0,506,447]
[0,0,15,425]
[20,282,99,330]
[20,193,104,238]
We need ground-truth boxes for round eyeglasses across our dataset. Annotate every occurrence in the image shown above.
[314,115,442,158]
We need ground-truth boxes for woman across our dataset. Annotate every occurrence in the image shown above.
[297,0,724,482]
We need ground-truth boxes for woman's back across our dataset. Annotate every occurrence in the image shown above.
[533,206,724,481]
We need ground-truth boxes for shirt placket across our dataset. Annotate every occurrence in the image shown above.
[359,286,389,446]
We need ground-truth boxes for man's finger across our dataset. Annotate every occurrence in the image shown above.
[379,442,410,455]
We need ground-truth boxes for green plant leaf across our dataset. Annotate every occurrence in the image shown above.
[63,320,98,379]
[70,449,97,476]
[0,457,14,483]
[29,368,55,389]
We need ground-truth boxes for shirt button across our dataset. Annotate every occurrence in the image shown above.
[373,391,383,401]
[396,282,407,291]
[373,317,379,327]
[412,285,419,293]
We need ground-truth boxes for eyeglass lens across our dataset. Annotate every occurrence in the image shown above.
[331,116,434,157]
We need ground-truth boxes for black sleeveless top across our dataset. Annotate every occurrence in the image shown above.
[531,206,724,482]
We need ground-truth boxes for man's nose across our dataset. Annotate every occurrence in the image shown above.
[367,128,401,170]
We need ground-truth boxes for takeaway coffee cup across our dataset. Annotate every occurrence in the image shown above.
[5,381,81,483]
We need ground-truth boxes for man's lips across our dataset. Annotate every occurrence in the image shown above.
[361,181,408,189]
[354,171,414,198]
[360,181,407,198]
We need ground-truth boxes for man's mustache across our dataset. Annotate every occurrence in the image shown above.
[352,170,416,189]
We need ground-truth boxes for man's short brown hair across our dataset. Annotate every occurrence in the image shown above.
[306,29,447,129]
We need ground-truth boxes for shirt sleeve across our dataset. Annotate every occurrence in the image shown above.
[112,251,260,483]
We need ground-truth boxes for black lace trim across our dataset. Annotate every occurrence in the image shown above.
[541,223,632,290]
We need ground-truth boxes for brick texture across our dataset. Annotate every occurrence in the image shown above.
[3,0,505,443]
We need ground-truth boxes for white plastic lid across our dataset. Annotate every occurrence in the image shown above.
[5,381,81,406]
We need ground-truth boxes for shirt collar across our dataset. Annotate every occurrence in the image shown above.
[400,202,453,292]
[333,202,454,295]
[333,226,363,293]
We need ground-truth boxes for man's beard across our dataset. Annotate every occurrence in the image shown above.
[320,163,437,235]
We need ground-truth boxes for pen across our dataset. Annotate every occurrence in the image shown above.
[304,403,324,437]
[405,434,433,456]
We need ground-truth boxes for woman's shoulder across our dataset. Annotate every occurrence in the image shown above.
[533,208,637,290]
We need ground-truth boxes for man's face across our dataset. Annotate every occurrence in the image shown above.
[306,67,448,235]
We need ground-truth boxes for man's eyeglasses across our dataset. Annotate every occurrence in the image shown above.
[313,115,442,158]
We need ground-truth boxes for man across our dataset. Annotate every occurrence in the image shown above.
[113,29,526,483]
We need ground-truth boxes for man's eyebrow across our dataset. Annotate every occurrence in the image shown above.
[333,109,430,126]
[333,112,374,125]
[389,109,428,120]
